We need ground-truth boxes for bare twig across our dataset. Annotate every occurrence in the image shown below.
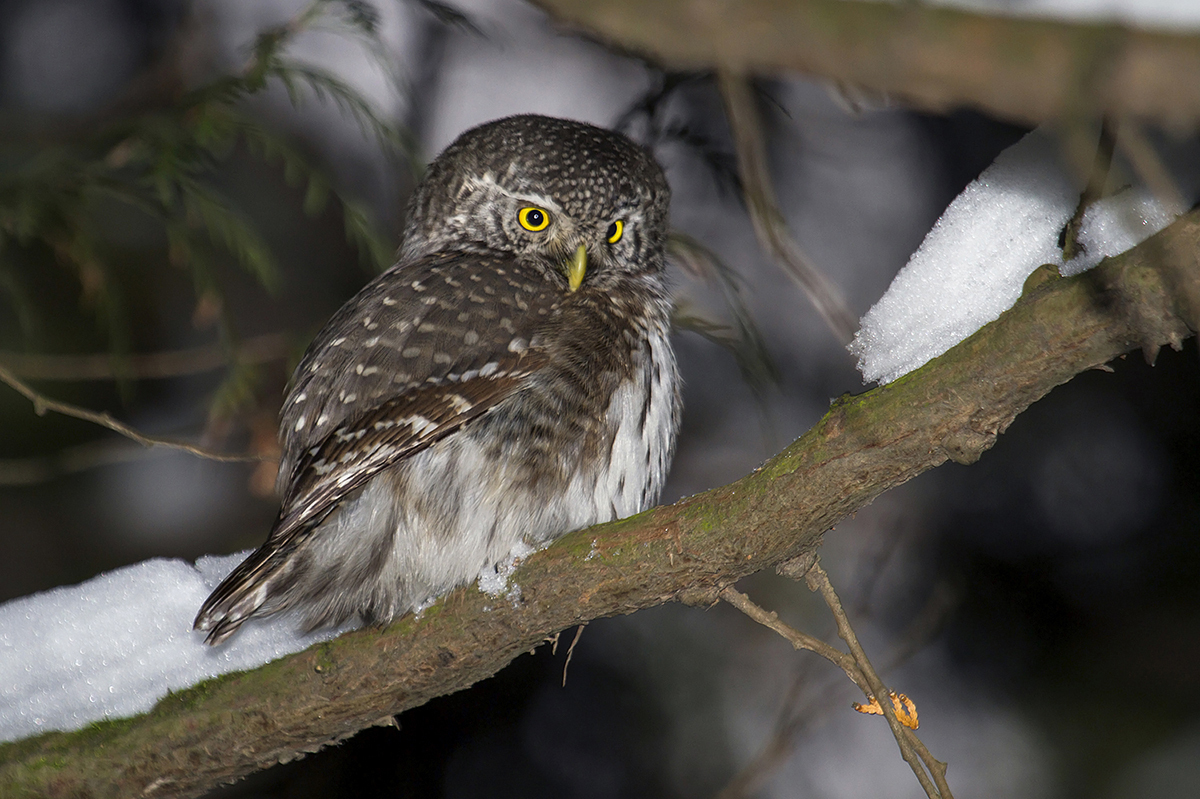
[716,590,861,799]
[806,560,953,799]
[716,660,837,799]
[720,586,868,692]
[1061,119,1116,261]
[561,623,586,687]
[0,333,291,381]
[721,583,950,798]
[718,570,957,798]
[1116,119,1188,216]
[717,71,858,345]
[0,363,268,464]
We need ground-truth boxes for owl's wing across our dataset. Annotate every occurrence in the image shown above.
[276,251,559,486]
[195,252,559,642]
[273,353,543,542]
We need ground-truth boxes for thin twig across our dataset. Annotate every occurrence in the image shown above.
[717,70,858,345]
[0,363,267,464]
[721,582,951,798]
[561,624,586,687]
[907,732,952,793]
[719,586,869,693]
[806,559,953,799]
[718,572,958,798]
[0,333,291,381]
[1061,118,1116,261]
[1116,118,1188,216]
[716,657,840,799]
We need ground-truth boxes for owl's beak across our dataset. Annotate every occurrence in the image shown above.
[565,244,587,292]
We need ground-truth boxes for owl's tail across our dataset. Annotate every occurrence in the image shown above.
[194,545,296,646]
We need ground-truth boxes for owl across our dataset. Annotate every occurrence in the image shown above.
[195,114,680,645]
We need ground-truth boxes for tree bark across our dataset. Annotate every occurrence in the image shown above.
[2,207,1197,799]
[533,0,1200,128]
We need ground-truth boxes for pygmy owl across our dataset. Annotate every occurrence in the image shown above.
[195,114,681,644]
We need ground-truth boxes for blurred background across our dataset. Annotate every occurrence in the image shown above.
[1,0,1198,797]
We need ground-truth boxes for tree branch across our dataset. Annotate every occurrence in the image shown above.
[0,333,291,381]
[724,565,948,799]
[806,559,952,798]
[720,585,865,689]
[533,0,1200,128]
[716,577,958,798]
[2,212,1197,798]
[0,364,268,464]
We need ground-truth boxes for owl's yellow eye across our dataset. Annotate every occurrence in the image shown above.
[518,207,550,231]
[606,220,624,244]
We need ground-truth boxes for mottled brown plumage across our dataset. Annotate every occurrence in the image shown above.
[195,115,680,645]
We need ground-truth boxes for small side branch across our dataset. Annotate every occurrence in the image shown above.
[1060,119,1116,262]
[722,564,953,799]
[718,71,858,345]
[561,623,586,687]
[1116,119,1188,216]
[0,363,266,464]
[719,586,868,693]
[806,560,953,799]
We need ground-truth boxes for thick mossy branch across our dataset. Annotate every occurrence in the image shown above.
[2,212,1198,798]
[532,0,1200,128]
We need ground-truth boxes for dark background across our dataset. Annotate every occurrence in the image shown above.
[1,1,1198,797]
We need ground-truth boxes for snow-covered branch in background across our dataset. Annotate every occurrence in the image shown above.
[851,130,1181,385]
[534,0,1200,127]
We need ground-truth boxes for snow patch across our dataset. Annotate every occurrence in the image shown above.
[0,554,352,743]
[851,129,1181,385]
[477,540,536,605]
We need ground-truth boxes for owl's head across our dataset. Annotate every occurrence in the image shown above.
[399,115,670,290]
